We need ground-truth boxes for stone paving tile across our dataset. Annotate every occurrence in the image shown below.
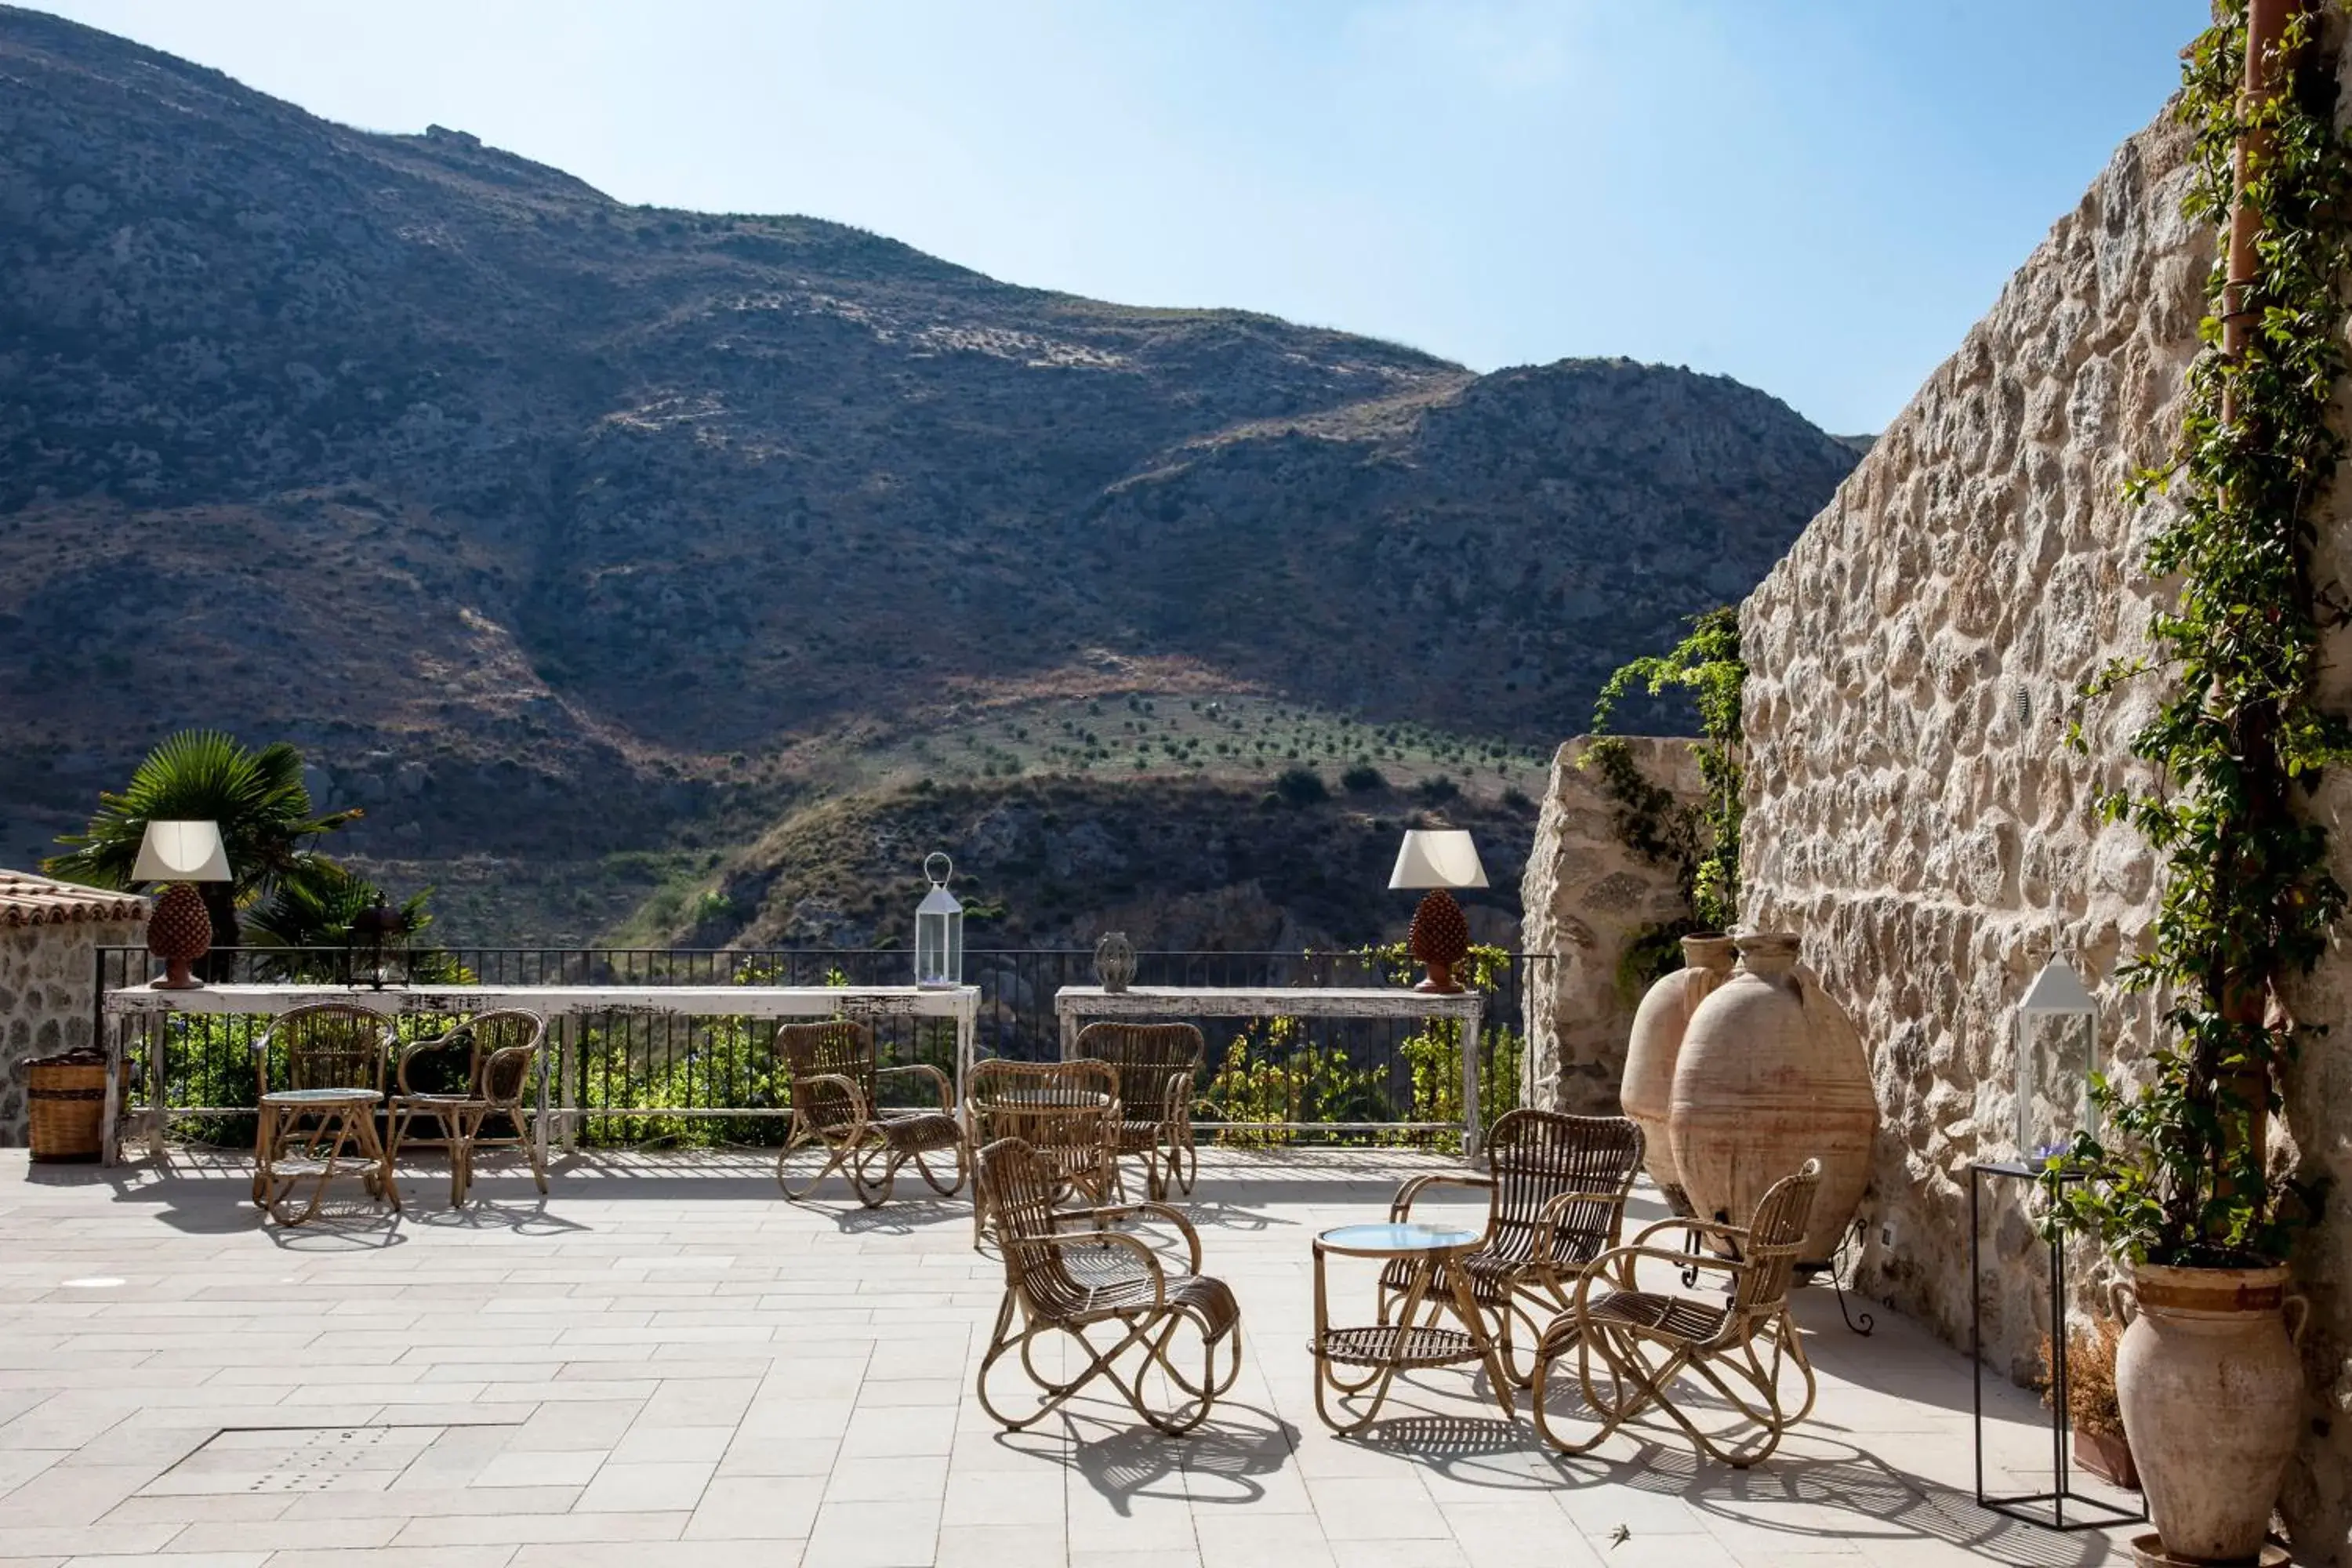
[0,1149,2136,1567]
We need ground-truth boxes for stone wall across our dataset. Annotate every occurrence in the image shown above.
[0,916,143,1144]
[1518,735,1706,1113]
[1740,87,2352,1557]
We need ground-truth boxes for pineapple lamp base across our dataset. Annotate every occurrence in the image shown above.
[146,882,212,991]
[1409,888,1470,994]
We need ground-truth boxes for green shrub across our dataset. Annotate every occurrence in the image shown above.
[1200,1017,1385,1146]
[1272,765,1329,806]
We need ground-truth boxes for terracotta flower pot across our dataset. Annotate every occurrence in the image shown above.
[1620,935,1736,1214]
[2072,1425,2138,1491]
[2114,1264,2306,1565]
[1667,931,1877,1268]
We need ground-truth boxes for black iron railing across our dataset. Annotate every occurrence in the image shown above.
[96,946,1546,1152]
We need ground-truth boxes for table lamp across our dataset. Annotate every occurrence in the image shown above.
[1389,829,1486,993]
[132,820,232,989]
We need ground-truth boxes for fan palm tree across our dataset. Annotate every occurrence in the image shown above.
[244,861,462,982]
[45,730,361,951]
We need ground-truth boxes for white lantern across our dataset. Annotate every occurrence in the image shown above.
[914,852,964,989]
[2015,956,2100,1170]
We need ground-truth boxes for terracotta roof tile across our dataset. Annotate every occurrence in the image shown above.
[0,870,150,927]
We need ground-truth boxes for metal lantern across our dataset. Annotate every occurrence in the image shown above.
[914,852,964,989]
[2015,956,2100,1170]
[346,895,413,991]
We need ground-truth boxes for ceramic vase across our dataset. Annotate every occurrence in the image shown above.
[1094,931,1137,993]
[1620,934,1737,1214]
[1667,931,1877,1268]
[2114,1264,2306,1564]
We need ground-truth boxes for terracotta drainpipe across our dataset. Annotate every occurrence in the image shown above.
[2219,0,2298,1189]
[2220,0,2295,426]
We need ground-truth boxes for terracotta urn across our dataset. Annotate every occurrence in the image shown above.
[1620,935,1737,1214]
[2114,1264,2306,1565]
[1667,931,1877,1268]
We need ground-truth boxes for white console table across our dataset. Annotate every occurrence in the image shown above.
[1052,985,1490,1156]
[102,982,981,1166]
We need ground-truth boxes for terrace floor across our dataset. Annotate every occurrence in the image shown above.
[0,1146,2140,1568]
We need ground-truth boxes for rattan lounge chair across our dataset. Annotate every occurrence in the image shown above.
[1073,1022,1203,1200]
[1378,1109,1643,1385]
[973,1136,1243,1434]
[1532,1158,1822,1468]
[388,1009,549,1207]
[964,1057,1120,1246]
[773,1019,964,1207]
[250,1002,398,1224]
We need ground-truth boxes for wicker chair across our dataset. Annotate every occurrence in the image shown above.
[1074,1022,1203,1200]
[1378,1110,1643,1385]
[1532,1159,1823,1468]
[249,1003,399,1223]
[974,1136,1243,1434]
[388,1010,549,1207]
[965,1057,1120,1246]
[773,1020,964,1207]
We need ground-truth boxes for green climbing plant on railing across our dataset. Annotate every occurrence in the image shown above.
[2043,3,2350,1267]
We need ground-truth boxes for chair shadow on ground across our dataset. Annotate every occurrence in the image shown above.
[1580,1436,2119,1568]
[1160,1198,1294,1234]
[1530,1373,2124,1568]
[829,1196,970,1236]
[1060,1401,1300,1515]
[397,1191,590,1238]
[260,1193,410,1251]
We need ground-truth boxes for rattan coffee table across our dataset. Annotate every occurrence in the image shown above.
[253,1087,397,1225]
[1311,1221,1514,1434]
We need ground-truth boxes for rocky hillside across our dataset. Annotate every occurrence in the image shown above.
[0,6,1858,938]
[677,775,1538,956]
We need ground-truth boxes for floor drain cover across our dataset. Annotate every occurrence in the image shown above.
[145,1425,462,1496]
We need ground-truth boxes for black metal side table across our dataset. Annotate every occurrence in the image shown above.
[1968,1160,2144,1532]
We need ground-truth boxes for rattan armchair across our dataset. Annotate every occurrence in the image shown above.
[1532,1158,1822,1468]
[773,1019,964,1207]
[1074,1022,1203,1200]
[388,1009,549,1207]
[974,1136,1243,1434]
[1378,1109,1643,1385]
[964,1057,1120,1245]
[250,1003,398,1223]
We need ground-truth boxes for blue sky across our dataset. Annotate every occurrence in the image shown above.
[39,1,2208,433]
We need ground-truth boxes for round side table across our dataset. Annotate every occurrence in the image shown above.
[967,1087,1117,1247]
[254,1087,397,1225]
[1311,1221,1514,1434]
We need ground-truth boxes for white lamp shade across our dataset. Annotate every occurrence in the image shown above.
[131,820,231,884]
[2019,958,2096,1015]
[1388,829,1487,891]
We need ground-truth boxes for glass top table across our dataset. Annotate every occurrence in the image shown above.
[1316,1222,1479,1258]
[1310,1220,1512,1433]
[260,1087,384,1105]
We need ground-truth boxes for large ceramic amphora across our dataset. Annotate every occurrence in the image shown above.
[1621,934,1736,1214]
[2114,1264,2306,1565]
[1667,931,1876,1268]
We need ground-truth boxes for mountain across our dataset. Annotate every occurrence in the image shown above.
[684,774,1539,956]
[0,6,1859,942]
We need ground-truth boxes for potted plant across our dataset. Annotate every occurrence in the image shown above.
[2041,1320,2136,1491]
[2040,1025,2312,1565]
[2036,5,2343,1563]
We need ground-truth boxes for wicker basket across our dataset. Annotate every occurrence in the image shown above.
[26,1047,110,1163]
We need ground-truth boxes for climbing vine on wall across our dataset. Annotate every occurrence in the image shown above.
[1585,607,1746,937]
[2047,3,2352,1266]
